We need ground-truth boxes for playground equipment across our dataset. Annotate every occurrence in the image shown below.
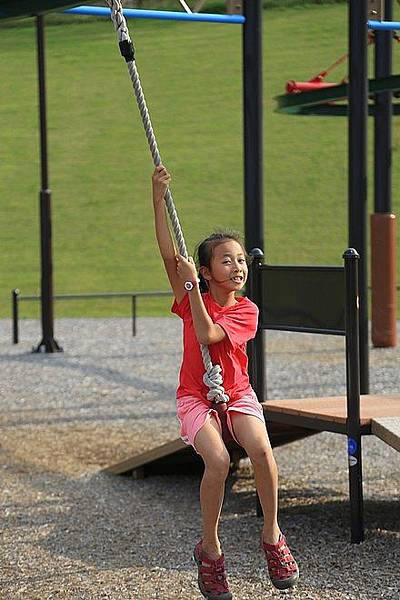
[104,245,400,544]
[249,248,400,544]
[100,1,399,543]
[3,0,399,542]
[64,5,245,24]
[277,0,398,350]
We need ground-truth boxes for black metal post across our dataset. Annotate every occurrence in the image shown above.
[248,249,265,403]
[348,0,368,392]
[374,0,392,214]
[12,289,20,344]
[34,15,62,353]
[243,0,264,253]
[248,248,265,518]
[131,295,137,337]
[343,248,364,544]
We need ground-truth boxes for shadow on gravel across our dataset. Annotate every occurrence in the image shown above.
[2,454,399,598]
[0,351,177,398]
[6,464,398,559]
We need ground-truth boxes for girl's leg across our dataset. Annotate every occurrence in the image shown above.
[194,416,231,559]
[230,412,280,544]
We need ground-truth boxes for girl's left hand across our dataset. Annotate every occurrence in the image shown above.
[176,255,198,282]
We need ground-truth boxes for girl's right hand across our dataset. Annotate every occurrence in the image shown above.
[152,165,171,204]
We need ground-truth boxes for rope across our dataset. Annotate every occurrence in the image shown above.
[106,0,229,407]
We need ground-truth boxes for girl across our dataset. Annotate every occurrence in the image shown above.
[152,165,299,599]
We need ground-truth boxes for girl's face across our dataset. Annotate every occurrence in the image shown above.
[201,240,248,291]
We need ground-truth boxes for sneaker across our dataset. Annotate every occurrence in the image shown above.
[193,540,232,600]
[261,533,299,590]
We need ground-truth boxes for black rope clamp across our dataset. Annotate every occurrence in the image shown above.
[119,39,135,62]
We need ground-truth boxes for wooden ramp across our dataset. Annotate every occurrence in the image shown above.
[371,417,400,453]
[263,394,400,434]
[103,395,400,477]
[103,411,316,477]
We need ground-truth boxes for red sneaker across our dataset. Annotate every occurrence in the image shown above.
[261,534,299,590]
[193,541,232,600]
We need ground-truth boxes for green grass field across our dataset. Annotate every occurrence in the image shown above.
[1,3,399,318]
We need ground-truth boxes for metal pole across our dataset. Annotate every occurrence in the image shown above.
[374,0,392,214]
[343,248,364,544]
[248,249,265,403]
[243,0,264,253]
[371,0,397,347]
[12,289,20,344]
[34,15,62,353]
[131,295,137,337]
[348,0,368,392]
[248,248,265,518]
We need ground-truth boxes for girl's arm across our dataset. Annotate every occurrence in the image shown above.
[176,255,226,346]
[152,166,185,304]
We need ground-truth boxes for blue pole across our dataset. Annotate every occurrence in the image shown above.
[64,6,245,24]
[368,20,400,30]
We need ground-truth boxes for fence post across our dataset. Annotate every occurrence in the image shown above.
[131,295,137,337]
[12,289,20,344]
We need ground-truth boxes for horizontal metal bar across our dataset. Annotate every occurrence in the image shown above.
[368,19,400,30]
[261,324,346,336]
[18,291,172,301]
[260,264,343,273]
[63,6,245,24]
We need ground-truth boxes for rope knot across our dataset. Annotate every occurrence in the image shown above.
[203,364,229,404]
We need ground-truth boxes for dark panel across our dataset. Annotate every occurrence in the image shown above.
[0,1,79,19]
[260,265,345,334]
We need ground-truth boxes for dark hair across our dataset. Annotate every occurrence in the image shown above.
[194,229,251,293]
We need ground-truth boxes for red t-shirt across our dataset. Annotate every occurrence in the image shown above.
[171,292,259,401]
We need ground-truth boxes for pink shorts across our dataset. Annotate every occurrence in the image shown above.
[176,390,264,451]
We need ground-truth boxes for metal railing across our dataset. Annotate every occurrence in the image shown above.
[11,289,173,344]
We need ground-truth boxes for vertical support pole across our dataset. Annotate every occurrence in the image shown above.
[371,214,397,346]
[248,248,265,518]
[348,0,368,392]
[343,248,364,544]
[374,0,391,214]
[243,0,264,253]
[12,289,20,344]
[34,15,62,353]
[131,295,137,337]
[371,0,397,347]
[248,249,265,403]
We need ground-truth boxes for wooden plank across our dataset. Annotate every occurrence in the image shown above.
[263,394,400,426]
[103,438,188,475]
[103,422,317,476]
[371,417,400,453]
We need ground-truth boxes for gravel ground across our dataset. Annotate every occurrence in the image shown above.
[0,318,399,600]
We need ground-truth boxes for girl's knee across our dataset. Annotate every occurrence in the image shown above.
[247,444,276,468]
[203,449,230,480]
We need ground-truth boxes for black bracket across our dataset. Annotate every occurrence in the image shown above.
[119,39,135,62]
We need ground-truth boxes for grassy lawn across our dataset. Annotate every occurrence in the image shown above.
[0,2,399,318]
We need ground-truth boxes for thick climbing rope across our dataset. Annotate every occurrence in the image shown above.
[105,0,229,409]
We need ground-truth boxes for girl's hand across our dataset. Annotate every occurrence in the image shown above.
[176,255,198,282]
[152,165,171,204]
